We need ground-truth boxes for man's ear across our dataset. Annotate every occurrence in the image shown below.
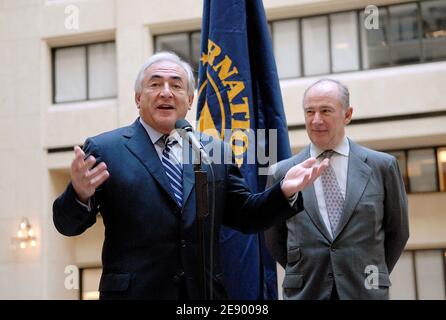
[188,94,194,110]
[344,107,353,125]
[135,92,141,109]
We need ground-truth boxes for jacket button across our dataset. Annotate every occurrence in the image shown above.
[328,272,333,278]
[173,271,185,282]
[330,246,336,252]
[181,240,187,248]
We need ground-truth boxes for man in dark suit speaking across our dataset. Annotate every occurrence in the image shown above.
[53,52,328,300]
[266,79,409,300]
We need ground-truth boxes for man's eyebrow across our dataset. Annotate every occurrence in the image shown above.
[149,74,183,81]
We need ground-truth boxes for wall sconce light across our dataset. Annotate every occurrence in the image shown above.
[12,218,36,249]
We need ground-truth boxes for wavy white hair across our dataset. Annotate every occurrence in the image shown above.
[134,51,195,96]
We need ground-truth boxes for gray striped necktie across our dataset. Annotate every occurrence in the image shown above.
[320,150,344,233]
[161,135,183,206]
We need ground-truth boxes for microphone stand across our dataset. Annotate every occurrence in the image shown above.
[194,156,209,300]
[175,122,215,300]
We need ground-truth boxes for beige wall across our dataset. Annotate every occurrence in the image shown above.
[0,0,445,299]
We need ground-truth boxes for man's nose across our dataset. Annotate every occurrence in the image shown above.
[160,82,173,97]
[312,112,323,124]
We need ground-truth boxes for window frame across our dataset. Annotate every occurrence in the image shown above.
[268,0,446,80]
[270,18,302,78]
[405,248,446,300]
[52,40,117,104]
[384,145,445,194]
[329,11,361,73]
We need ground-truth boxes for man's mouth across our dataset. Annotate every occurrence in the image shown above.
[157,104,174,110]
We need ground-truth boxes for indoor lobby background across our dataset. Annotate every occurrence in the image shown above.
[0,0,445,299]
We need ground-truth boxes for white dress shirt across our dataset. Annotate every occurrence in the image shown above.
[310,136,350,238]
[139,118,183,165]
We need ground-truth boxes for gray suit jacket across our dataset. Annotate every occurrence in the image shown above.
[265,139,409,300]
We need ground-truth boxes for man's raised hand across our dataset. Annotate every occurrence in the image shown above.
[71,146,109,203]
[281,157,329,198]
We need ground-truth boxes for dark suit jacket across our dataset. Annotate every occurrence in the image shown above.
[266,140,409,300]
[53,118,301,299]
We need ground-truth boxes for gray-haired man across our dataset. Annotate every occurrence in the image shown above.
[266,78,409,300]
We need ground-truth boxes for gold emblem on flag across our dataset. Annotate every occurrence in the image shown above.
[198,39,251,166]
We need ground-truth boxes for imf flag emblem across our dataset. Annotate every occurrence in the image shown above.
[197,39,252,167]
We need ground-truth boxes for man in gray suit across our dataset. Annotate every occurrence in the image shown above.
[266,79,409,300]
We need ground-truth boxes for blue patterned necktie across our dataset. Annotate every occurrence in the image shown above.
[161,135,183,206]
[320,150,344,233]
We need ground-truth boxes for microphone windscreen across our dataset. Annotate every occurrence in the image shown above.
[174,119,192,130]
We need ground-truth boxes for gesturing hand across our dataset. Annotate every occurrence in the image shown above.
[71,146,110,203]
[281,157,329,198]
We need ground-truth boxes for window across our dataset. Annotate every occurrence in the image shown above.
[53,42,117,103]
[302,16,330,76]
[390,251,417,299]
[407,148,438,193]
[158,1,446,82]
[154,31,201,80]
[385,146,446,194]
[390,249,446,300]
[270,0,446,79]
[54,46,87,103]
[330,12,360,72]
[360,7,391,69]
[88,43,117,99]
[272,19,301,78]
[422,0,446,61]
[389,3,421,64]
[414,250,446,299]
[155,33,190,63]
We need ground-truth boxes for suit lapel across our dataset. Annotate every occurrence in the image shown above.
[123,120,179,206]
[333,140,372,240]
[293,147,333,242]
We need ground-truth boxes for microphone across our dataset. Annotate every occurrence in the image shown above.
[175,119,211,164]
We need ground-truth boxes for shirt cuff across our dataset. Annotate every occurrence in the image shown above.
[280,179,298,207]
[287,192,299,207]
[75,197,92,212]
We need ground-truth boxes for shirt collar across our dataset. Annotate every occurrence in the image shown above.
[310,136,349,158]
[138,117,183,147]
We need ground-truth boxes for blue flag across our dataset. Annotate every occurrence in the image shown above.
[196,0,291,299]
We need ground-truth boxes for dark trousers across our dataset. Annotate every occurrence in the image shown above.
[330,282,339,300]
[178,276,189,300]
